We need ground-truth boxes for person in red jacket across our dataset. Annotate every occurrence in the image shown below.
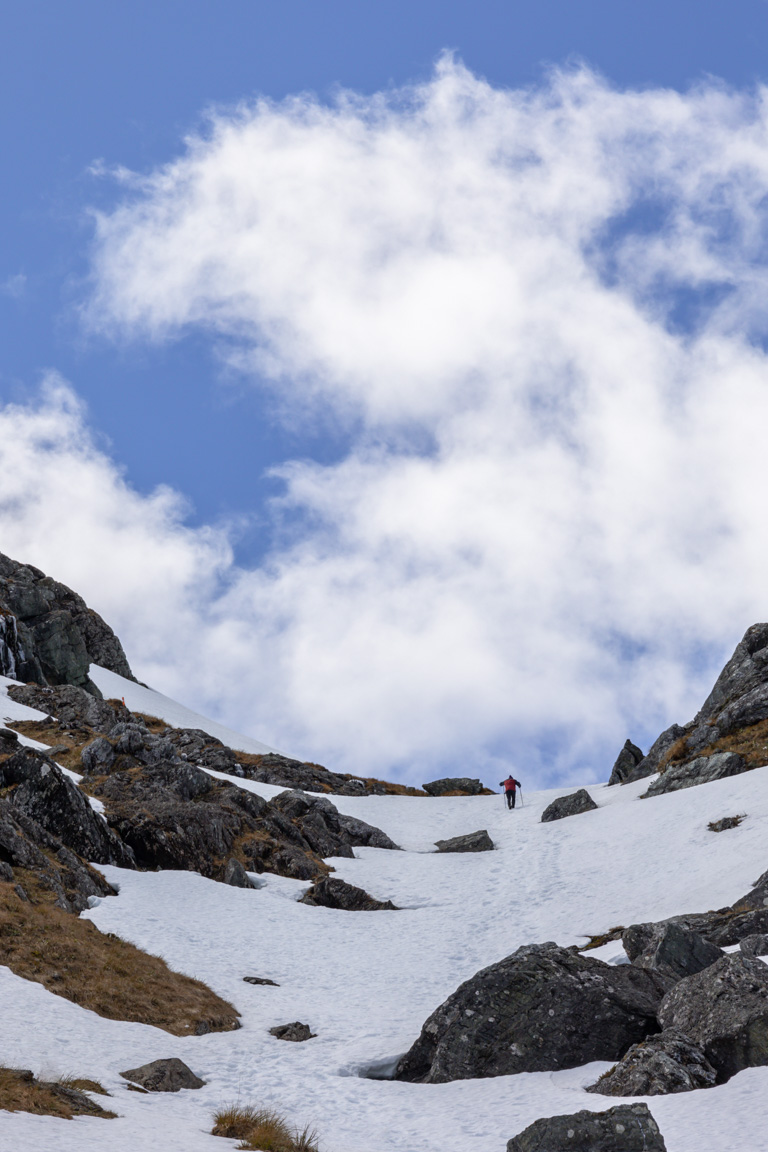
[500,775,521,809]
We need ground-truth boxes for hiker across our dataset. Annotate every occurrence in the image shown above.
[500,775,521,809]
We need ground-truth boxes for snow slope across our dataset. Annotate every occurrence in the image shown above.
[2,692,768,1151]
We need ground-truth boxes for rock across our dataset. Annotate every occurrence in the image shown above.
[507,1103,667,1152]
[0,747,134,868]
[422,777,485,796]
[587,1029,717,1096]
[120,1058,204,1092]
[708,815,745,832]
[643,752,748,797]
[269,1021,315,1041]
[608,740,645,786]
[696,623,768,735]
[0,728,20,754]
[7,684,120,733]
[0,859,14,881]
[299,876,397,910]
[633,922,722,982]
[658,952,768,1082]
[81,737,116,774]
[732,866,768,911]
[434,830,494,853]
[620,724,687,785]
[0,550,134,687]
[740,934,768,956]
[223,858,256,888]
[235,750,371,795]
[270,790,399,857]
[243,976,279,986]
[394,942,670,1083]
[541,789,598,822]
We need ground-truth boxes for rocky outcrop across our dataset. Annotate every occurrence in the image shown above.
[632,922,722,982]
[587,1029,717,1096]
[643,751,748,797]
[393,942,669,1083]
[608,740,645,786]
[740,934,768,956]
[422,777,485,796]
[434,830,494,853]
[6,683,123,732]
[120,1059,204,1092]
[223,858,256,888]
[620,724,687,785]
[541,789,598,822]
[657,952,768,1082]
[0,550,134,691]
[507,1103,667,1152]
[299,876,397,911]
[234,750,369,795]
[270,790,399,857]
[269,1022,315,1042]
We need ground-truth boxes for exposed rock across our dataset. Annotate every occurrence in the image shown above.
[120,1058,204,1092]
[740,934,768,956]
[7,684,119,732]
[80,736,117,773]
[708,815,745,832]
[621,724,688,785]
[644,752,748,797]
[587,1029,717,1096]
[243,976,279,986]
[0,1068,115,1119]
[299,876,397,911]
[423,777,485,796]
[223,858,256,888]
[507,1103,667,1152]
[434,830,494,853]
[633,922,722,982]
[541,789,598,822]
[236,750,370,795]
[624,905,768,954]
[270,789,399,857]
[0,729,20,754]
[658,952,768,1082]
[608,740,645,786]
[0,747,134,868]
[394,942,670,1083]
[0,550,134,689]
[732,866,768,911]
[269,1021,315,1042]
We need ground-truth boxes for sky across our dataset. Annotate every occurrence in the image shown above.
[4,1,768,785]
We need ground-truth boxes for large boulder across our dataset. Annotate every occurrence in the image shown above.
[586,1029,717,1096]
[608,740,645,786]
[643,752,748,797]
[507,1103,666,1152]
[393,942,669,1083]
[434,830,494,853]
[658,952,768,1082]
[732,867,768,912]
[632,922,722,982]
[741,934,768,956]
[299,877,397,911]
[270,790,398,857]
[541,789,598,822]
[423,777,485,796]
[120,1058,204,1092]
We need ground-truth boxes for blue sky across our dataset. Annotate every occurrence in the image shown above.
[5,2,768,784]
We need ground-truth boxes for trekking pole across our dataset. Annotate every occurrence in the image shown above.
[519,787,524,808]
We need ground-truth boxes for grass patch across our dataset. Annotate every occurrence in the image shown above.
[0,1067,116,1119]
[212,1105,319,1152]
[708,814,746,832]
[578,926,625,951]
[0,876,240,1036]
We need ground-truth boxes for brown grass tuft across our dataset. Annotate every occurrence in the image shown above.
[578,926,625,951]
[0,876,240,1036]
[212,1105,319,1152]
[708,814,746,833]
[0,1067,116,1119]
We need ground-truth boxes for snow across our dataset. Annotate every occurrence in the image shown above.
[3,691,768,1150]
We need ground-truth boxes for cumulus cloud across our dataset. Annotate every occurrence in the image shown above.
[12,58,768,783]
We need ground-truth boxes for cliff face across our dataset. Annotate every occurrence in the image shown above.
[0,551,134,695]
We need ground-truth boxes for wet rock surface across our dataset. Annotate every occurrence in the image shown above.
[608,740,645,786]
[120,1058,204,1092]
[423,777,486,796]
[299,876,397,911]
[541,789,598,822]
[507,1103,667,1152]
[394,942,669,1083]
[587,1029,717,1096]
[658,952,768,1082]
[434,829,494,853]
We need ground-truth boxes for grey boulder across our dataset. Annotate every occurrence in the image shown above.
[658,952,768,1082]
[740,934,768,956]
[269,1021,315,1042]
[434,829,494,853]
[632,922,722,982]
[620,724,687,785]
[608,740,645,786]
[541,789,598,822]
[587,1029,716,1096]
[223,858,256,888]
[120,1058,204,1092]
[507,1103,666,1152]
[393,942,670,1083]
[643,752,748,797]
[299,876,397,911]
[423,777,485,796]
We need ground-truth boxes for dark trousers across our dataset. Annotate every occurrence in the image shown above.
[505,790,516,809]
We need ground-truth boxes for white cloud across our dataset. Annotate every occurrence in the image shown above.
[11,59,768,784]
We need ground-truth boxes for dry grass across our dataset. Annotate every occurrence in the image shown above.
[0,876,240,1036]
[658,717,768,776]
[212,1105,319,1152]
[708,814,746,833]
[57,1075,110,1094]
[578,926,625,951]
[0,1067,116,1119]
[5,719,91,772]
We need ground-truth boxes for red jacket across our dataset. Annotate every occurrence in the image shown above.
[500,777,519,793]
